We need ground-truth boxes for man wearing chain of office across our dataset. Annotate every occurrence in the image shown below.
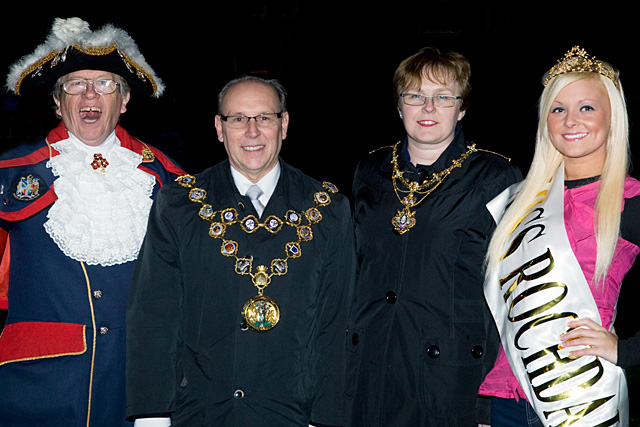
[126,75,356,427]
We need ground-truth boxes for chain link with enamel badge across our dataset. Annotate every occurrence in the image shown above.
[390,141,476,234]
[177,174,338,332]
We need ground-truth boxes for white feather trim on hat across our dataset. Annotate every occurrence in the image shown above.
[6,17,165,98]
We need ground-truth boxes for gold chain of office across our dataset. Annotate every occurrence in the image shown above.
[176,174,338,332]
[390,141,476,234]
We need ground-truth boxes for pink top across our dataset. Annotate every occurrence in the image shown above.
[479,177,640,400]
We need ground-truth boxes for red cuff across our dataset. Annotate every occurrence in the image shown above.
[0,321,86,365]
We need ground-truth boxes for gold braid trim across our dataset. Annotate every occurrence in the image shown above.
[14,43,158,96]
[14,50,61,95]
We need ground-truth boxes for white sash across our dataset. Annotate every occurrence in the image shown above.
[485,166,628,427]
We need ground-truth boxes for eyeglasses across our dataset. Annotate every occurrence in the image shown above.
[219,112,283,129]
[62,79,120,95]
[400,93,462,108]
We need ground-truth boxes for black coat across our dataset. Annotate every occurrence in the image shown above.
[346,130,522,426]
[126,159,356,427]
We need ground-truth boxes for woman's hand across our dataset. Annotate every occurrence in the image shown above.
[559,318,618,364]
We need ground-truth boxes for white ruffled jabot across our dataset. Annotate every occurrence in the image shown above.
[44,131,156,266]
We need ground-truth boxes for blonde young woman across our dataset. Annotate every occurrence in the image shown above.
[479,47,640,426]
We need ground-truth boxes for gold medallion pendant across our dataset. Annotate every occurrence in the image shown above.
[391,207,416,235]
[242,295,280,332]
[242,265,280,332]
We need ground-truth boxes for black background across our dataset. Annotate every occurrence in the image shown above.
[1,2,639,423]
[3,2,639,187]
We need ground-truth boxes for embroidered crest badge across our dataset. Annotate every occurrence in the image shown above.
[141,147,155,162]
[13,174,41,201]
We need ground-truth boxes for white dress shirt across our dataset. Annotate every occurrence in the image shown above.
[230,161,281,208]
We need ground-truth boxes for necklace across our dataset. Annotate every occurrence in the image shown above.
[390,141,476,234]
[177,174,338,332]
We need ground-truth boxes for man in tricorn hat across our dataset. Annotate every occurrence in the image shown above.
[0,17,184,426]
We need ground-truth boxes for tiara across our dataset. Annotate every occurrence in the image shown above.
[543,46,615,86]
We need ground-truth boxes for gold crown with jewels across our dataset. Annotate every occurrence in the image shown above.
[543,46,616,86]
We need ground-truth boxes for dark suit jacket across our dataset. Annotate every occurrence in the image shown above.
[126,159,356,427]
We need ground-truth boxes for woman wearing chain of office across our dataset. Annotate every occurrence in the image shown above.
[480,46,640,426]
[345,47,522,426]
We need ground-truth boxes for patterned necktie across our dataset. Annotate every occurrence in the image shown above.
[245,184,265,217]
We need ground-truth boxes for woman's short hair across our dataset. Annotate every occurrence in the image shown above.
[393,47,471,110]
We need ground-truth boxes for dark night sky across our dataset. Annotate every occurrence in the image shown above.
[2,2,639,191]
[1,2,640,416]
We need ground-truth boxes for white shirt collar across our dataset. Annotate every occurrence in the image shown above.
[230,162,281,206]
[66,130,119,154]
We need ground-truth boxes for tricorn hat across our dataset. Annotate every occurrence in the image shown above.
[6,17,164,98]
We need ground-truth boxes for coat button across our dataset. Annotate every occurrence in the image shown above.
[426,345,440,358]
[93,290,103,299]
[385,291,397,304]
[471,345,484,359]
[99,326,109,335]
[234,389,244,399]
[351,333,359,346]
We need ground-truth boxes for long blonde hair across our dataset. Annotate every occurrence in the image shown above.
[486,71,629,285]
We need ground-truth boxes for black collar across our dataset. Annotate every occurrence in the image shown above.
[398,126,468,179]
[565,175,600,189]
